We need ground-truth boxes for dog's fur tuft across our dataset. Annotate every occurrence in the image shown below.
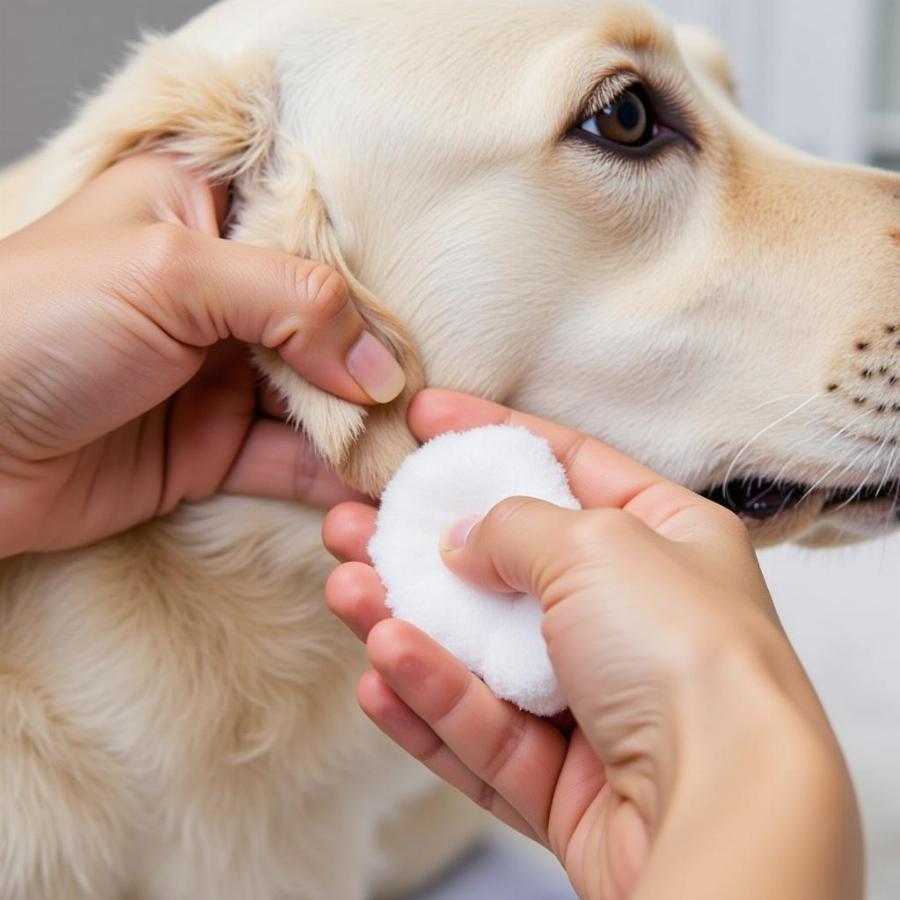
[235,143,423,494]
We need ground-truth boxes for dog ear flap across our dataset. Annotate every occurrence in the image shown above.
[236,146,423,495]
[33,35,422,496]
[29,35,278,215]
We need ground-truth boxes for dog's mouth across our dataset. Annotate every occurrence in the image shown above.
[700,477,900,521]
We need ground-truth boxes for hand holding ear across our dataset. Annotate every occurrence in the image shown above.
[324,390,862,900]
[0,152,403,557]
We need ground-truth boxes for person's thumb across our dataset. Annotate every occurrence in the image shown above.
[439,496,602,599]
[126,223,406,405]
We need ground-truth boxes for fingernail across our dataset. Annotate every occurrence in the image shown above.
[440,516,482,552]
[346,332,406,403]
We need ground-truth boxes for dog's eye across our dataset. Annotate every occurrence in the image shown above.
[577,85,657,148]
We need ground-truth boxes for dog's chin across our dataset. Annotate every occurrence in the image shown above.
[699,478,900,548]
[797,499,900,547]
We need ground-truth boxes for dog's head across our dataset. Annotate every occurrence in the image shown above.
[36,0,900,546]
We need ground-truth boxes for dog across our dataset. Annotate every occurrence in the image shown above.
[1,0,898,897]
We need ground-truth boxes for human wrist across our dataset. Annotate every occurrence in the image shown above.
[617,612,849,828]
[671,617,842,786]
[638,629,862,900]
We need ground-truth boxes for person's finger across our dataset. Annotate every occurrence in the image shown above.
[619,477,749,543]
[208,180,231,234]
[161,339,260,508]
[322,503,378,563]
[411,390,738,543]
[221,419,369,507]
[126,224,406,405]
[408,390,661,509]
[357,670,540,841]
[366,619,568,838]
[326,562,390,641]
[440,498,635,597]
[258,383,290,420]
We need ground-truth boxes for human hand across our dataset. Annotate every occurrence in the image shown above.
[324,390,861,900]
[0,152,405,557]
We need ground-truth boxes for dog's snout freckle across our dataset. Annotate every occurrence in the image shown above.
[856,341,871,351]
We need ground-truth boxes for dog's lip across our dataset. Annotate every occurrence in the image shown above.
[821,482,900,512]
[700,476,900,521]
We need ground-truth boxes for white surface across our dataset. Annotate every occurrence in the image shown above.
[657,0,876,163]
[370,426,580,716]
[414,840,575,900]
[762,541,900,900]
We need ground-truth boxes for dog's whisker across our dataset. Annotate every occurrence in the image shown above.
[826,439,893,514]
[876,443,900,530]
[744,393,821,415]
[794,422,886,505]
[767,420,852,485]
[782,407,882,500]
[875,438,898,495]
[722,394,823,497]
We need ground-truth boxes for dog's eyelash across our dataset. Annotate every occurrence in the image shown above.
[579,70,642,121]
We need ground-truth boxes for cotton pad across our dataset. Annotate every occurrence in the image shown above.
[369,425,581,717]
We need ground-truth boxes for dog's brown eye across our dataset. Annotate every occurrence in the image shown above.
[578,85,657,148]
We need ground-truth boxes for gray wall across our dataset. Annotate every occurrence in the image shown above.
[0,0,211,164]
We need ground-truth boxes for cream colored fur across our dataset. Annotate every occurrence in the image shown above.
[1,1,898,898]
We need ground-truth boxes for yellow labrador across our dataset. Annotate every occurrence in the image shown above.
[0,0,898,897]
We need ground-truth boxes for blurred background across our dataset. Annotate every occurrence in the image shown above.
[1,1,898,898]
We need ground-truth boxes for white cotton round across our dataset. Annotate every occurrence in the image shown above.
[368,425,581,717]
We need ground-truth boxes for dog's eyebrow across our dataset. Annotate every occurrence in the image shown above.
[531,4,679,137]
[590,2,675,57]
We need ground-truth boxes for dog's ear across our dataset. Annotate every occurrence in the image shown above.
[235,145,423,495]
[675,26,740,104]
[33,35,278,209]
[39,35,422,495]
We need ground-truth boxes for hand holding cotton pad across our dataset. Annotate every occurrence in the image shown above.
[368,425,581,716]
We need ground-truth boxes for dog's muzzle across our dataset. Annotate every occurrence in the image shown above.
[702,477,900,521]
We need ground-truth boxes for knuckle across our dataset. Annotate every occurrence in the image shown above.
[473,781,498,813]
[432,673,475,729]
[299,263,350,323]
[559,432,591,472]
[710,503,750,540]
[324,566,351,615]
[412,730,445,767]
[135,223,193,291]
[479,710,528,783]
[568,508,628,550]
[485,496,545,533]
